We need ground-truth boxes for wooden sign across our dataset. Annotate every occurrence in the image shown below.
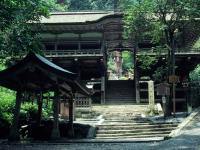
[156,83,170,96]
[169,75,179,83]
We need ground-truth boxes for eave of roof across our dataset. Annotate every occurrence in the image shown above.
[0,52,76,90]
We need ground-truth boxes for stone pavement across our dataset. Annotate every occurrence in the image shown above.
[1,109,200,150]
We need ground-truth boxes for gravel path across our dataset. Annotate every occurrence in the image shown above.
[1,112,200,150]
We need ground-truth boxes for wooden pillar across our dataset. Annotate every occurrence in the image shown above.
[55,34,58,51]
[78,34,81,51]
[133,46,140,103]
[101,76,105,104]
[68,94,74,137]
[51,90,60,139]
[101,32,106,104]
[37,92,43,126]
[8,91,22,141]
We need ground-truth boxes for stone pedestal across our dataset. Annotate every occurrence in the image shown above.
[148,80,155,114]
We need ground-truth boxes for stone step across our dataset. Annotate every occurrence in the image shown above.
[97,127,176,134]
[97,123,177,127]
[97,125,177,130]
[95,134,169,139]
[96,130,171,137]
[96,130,171,136]
[102,120,149,123]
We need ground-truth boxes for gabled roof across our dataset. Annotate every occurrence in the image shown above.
[0,52,90,95]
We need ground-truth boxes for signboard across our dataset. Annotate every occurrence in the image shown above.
[169,75,179,83]
[156,83,170,96]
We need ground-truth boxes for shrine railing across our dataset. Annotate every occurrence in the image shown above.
[44,49,103,57]
[139,81,186,103]
[139,48,200,55]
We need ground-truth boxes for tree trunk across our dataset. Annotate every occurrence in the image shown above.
[165,30,176,116]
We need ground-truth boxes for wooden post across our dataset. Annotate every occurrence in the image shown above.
[68,94,74,137]
[78,34,81,51]
[51,90,60,139]
[101,34,106,104]
[101,76,105,104]
[37,92,43,126]
[133,46,140,103]
[9,91,22,141]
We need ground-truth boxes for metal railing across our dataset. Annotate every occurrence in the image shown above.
[44,49,103,57]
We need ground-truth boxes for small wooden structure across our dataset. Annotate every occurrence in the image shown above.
[0,52,90,141]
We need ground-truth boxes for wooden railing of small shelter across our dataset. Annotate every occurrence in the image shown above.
[75,96,92,108]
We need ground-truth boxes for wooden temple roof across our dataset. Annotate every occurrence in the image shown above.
[0,52,90,95]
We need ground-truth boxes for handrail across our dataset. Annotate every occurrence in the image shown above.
[139,48,200,54]
[44,49,103,57]
[75,96,92,108]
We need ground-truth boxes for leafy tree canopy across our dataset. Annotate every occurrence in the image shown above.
[124,0,200,45]
[0,0,67,60]
[124,0,200,77]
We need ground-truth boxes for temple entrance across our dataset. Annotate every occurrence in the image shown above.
[106,50,136,104]
[107,51,134,80]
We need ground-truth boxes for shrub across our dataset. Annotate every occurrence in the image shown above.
[0,87,15,125]
[0,87,15,138]
[20,102,38,123]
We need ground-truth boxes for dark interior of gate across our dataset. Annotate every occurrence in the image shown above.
[39,12,200,106]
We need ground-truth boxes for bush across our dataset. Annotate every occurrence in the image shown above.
[0,87,15,138]
[0,87,15,125]
[20,103,38,124]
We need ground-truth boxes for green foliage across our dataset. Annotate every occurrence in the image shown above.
[124,0,200,79]
[21,102,38,121]
[123,0,154,41]
[107,55,116,72]
[193,37,200,49]
[0,0,51,59]
[153,66,168,82]
[189,64,200,81]
[42,101,53,119]
[46,0,68,12]
[124,0,200,45]
[122,51,133,71]
[67,0,114,11]
[137,54,157,70]
[0,87,15,124]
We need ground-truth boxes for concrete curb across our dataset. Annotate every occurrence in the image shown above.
[0,137,164,145]
[169,107,200,138]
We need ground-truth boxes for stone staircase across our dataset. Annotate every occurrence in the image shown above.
[95,119,178,139]
[94,105,178,140]
[105,80,135,104]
